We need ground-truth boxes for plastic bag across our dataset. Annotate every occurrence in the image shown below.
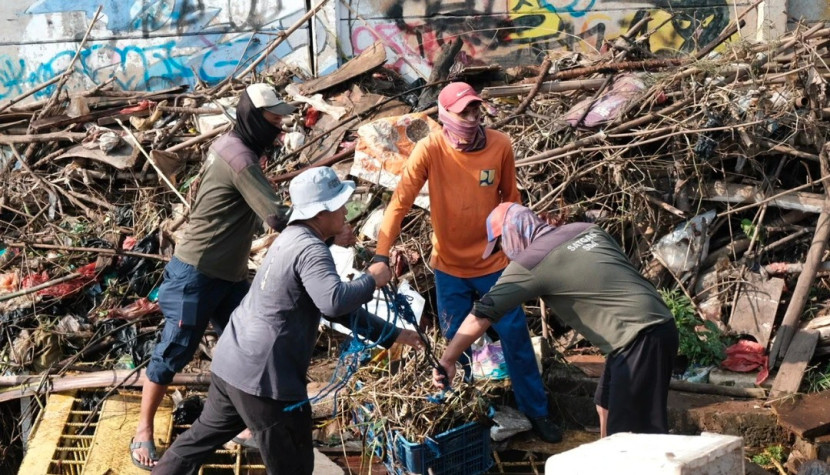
[721,339,769,385]
[652,210,716,274]
[472,340,509,380]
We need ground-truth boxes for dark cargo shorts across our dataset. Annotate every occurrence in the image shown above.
[594,319,679,436]
[146,257,249,385]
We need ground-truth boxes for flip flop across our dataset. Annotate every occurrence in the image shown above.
[129,438,158,471]
[232,436,259,450]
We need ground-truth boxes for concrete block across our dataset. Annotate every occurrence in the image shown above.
[545,432,744,474]
[708,367,763,389]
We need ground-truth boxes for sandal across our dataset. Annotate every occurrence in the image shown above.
[129,438,159,471]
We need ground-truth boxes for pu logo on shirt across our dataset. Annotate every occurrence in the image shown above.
[479,169,495,186]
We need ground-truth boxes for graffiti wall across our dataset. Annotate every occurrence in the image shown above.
[338,0,764,82]
[0,1,339,102]
[0,0,795,103]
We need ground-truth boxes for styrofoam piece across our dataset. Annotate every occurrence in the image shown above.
[330,244,356,278]
[545,432,744,475]
[359,207,385,241]
[196,112,232,134]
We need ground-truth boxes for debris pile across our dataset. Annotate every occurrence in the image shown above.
[1,2,830,471]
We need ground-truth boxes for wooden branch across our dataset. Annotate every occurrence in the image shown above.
[492,57,552,129]
[769,144,830,366]
[271,145,356,183]
[0,370,212,403]
[164,123,229,153]
[703,181,829,214]
[544,58,686,82]
[116,119,190,209]
[7,241,170,262]
[0,131,86,144]
[481,78,607,99]
[670,379,767,399]
[0,271,82,302]
[765,261,830,275]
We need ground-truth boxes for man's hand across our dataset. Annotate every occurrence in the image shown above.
[366,262,393,288]
[333,223,356,247]
[432,358,456,390]
[395,329,423,350]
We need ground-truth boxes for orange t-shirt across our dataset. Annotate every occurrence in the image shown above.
[376,129,520,278]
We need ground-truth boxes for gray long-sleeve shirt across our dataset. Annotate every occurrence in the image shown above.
[211,224,400,400]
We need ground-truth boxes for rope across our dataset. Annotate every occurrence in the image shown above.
[381,286,453,402]
[283,284,402,412]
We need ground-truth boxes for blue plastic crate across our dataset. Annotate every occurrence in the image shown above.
[354,402,492,475]
[388,419,492,475]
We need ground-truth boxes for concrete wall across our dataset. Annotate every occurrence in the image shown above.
[0,0,803,103]
[788,1,830,24]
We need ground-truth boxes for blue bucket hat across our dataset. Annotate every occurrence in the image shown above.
[288,167,355,223]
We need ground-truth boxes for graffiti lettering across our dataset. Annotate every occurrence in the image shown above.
[2,1,309,101]
[348,0,737,81]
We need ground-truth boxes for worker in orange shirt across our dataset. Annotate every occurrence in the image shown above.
[374,82,561,442]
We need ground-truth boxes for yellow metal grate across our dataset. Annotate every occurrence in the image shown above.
[170,423,266,474]
[19,391,99,475]
[46,401,98,475]
[21,389,268,474]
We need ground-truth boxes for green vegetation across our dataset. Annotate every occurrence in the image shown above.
[750,445,786,469]
[660,289,729,367]
[803,360,830,393]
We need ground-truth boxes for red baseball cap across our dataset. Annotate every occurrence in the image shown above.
[482,202,517,259]
[438,82,483,113]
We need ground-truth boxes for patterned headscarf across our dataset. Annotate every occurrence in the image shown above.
[498,204,554,260]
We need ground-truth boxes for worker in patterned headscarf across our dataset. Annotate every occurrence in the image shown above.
[374,82,562,443]
[130,84,296,470]
[435,203,679,438]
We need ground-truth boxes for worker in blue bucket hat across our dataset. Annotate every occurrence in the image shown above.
[153,166,422,475]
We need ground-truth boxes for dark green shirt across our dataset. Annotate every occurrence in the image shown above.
[472,223,672,354]
[175,132,290,282]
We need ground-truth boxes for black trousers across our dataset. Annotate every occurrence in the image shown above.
[594,319,679,436]
[153,374,313,475]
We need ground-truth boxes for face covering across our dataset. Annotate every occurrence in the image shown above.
[438,104,486,152]
[500,205,555,260]
[233,91,281,156]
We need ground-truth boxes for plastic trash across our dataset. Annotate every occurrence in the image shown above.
[652,210,717,274]
[173,395,205,425]
[721,339,769,385]
[490,406,532,442]
[472,340,509,381]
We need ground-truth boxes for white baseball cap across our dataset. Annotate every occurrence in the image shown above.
[246,83,297,115]
[288,167,356,223]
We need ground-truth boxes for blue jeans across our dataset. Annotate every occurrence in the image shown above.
[434,269,549,418]
[146,257,249,385]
